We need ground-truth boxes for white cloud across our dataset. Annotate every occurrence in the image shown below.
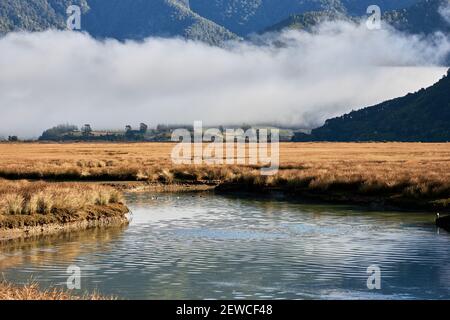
[439,2,450,24]
[0,20,449,138]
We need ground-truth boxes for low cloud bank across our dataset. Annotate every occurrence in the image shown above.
[0,20,449,138]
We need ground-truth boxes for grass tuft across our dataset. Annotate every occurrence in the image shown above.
[0,281,113,300]
[0,180,126,217]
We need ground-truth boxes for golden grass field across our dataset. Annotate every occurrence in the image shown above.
[0,142,449,210]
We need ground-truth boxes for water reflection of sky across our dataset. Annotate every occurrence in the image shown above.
[1,192,450,300]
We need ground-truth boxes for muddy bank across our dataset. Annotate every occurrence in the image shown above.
[103,181,217,193]
[0,203,130,241]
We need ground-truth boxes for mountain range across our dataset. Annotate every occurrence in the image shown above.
[0,0,238,45]
[83,0,238,45]
[294,69,450,142]
[1,0,440,44]
[384,0,450,34]
[266,0,450,35]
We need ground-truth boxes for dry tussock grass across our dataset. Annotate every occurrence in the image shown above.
[0,180,124,216]
[0,142,449,205]
[0,281,112,300]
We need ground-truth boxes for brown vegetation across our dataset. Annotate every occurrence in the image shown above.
[0,180,129,239]
[0,281,112,300]
[0,180,123,216]
[0,142,449,211]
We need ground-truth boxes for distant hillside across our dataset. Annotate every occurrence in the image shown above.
[83,0,238,45]
[263,10,354,33]
[383,0,450,34]
[294,69,450,142]
[0,0,88,32]
[190,0,344,36]
[264,0,449,35]
[190,0,419,36]
[0,0,427,43]
[341,0,422,15]
[0,0,238,45]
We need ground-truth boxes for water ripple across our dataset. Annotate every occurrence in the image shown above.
[1,192,449,299]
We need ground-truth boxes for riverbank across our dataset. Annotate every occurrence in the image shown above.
[0,180,130,241]
[0,281,112,300]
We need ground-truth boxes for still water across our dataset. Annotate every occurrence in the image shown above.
[1,192,450,299]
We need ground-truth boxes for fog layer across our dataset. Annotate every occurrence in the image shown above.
[0,20,449,137]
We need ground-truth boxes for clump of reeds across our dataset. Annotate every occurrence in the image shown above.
[0,281,113,300]
[0,180,125,216]
[3,194,24,215]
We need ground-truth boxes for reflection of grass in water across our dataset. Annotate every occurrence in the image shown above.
[211,192,436,229]
[0,225,127,270]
